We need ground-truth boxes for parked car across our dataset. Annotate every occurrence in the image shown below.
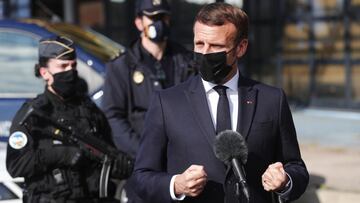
[0,19,125,142]
[0,143,23,203]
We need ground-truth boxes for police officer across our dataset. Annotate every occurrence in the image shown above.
[102,1,195,202]
[102,0,195,159]
[6,36,125,203]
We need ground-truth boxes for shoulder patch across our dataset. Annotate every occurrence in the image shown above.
[9,131,28,149]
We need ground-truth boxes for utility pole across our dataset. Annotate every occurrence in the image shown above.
[63,0,75,23]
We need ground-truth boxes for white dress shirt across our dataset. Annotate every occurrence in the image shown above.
[201,70,239,131]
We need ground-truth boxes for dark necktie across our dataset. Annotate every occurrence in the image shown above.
[214,85,231,134]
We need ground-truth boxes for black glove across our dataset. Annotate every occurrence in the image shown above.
[111,153,134,180]
[41,146,83,167]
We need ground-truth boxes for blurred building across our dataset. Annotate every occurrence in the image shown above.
[1,0,360,108]
[270,0,360,109]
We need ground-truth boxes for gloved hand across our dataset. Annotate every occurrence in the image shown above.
[41,146,83,168]
[111,153,134,180]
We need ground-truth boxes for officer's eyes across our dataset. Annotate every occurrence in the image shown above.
[59,62,76,69]
[72,62,77,68]
[150,14,165,21]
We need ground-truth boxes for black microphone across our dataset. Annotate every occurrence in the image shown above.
[213,130,250,202]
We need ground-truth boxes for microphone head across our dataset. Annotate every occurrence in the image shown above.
[213,130,248,165]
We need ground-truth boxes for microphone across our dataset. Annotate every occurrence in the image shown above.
[213,130,250,202]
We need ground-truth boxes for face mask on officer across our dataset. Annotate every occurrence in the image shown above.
[194,47,237,84]
[144,19,170,42]
[51,69,79,99]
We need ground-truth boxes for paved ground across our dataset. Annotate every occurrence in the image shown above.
[292,108,360,203]
[294,145,360,203]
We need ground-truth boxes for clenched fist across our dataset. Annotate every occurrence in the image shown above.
[262,162,289,192]
[174,165,208,197]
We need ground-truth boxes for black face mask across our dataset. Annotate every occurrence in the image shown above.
[51,69,79,99]
[194,49,236,84]
[146,20,170,42]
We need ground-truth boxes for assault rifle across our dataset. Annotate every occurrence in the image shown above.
[19,106,134,198]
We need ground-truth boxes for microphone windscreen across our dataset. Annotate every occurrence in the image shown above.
[213,130,248,165]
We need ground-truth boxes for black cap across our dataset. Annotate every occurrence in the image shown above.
[136,0,170,16]
[39,36,76,60]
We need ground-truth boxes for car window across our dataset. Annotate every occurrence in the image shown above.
[0,30,44,98]
[0,183,18,200]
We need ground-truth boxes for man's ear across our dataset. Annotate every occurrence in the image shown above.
[236,39,248,58]
[134,16,144,32]
[39,67,50,81]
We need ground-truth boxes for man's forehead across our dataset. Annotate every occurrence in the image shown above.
[48,58,76,64]
[194,22,236,42]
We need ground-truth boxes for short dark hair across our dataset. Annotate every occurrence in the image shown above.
[195,2,248,44]
[34,57,50,77]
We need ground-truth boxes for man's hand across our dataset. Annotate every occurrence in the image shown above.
[174,165,207,197]
[262,162,289,192]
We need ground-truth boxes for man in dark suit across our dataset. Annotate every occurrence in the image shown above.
[132,2,309,203]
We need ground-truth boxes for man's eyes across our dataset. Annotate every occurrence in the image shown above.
[212,45,224,49]
[195,42,204,46]
[194,42,226,51]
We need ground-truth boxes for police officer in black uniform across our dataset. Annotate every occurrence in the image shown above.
[6,36,130,203]
[102,1,195,202]
[102,0,195,159]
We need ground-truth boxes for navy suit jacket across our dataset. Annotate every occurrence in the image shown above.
[132,74,309,203]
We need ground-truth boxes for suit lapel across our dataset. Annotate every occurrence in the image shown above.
[224,76,258,191]
[184,76,216,147]
[237,76,258,140]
